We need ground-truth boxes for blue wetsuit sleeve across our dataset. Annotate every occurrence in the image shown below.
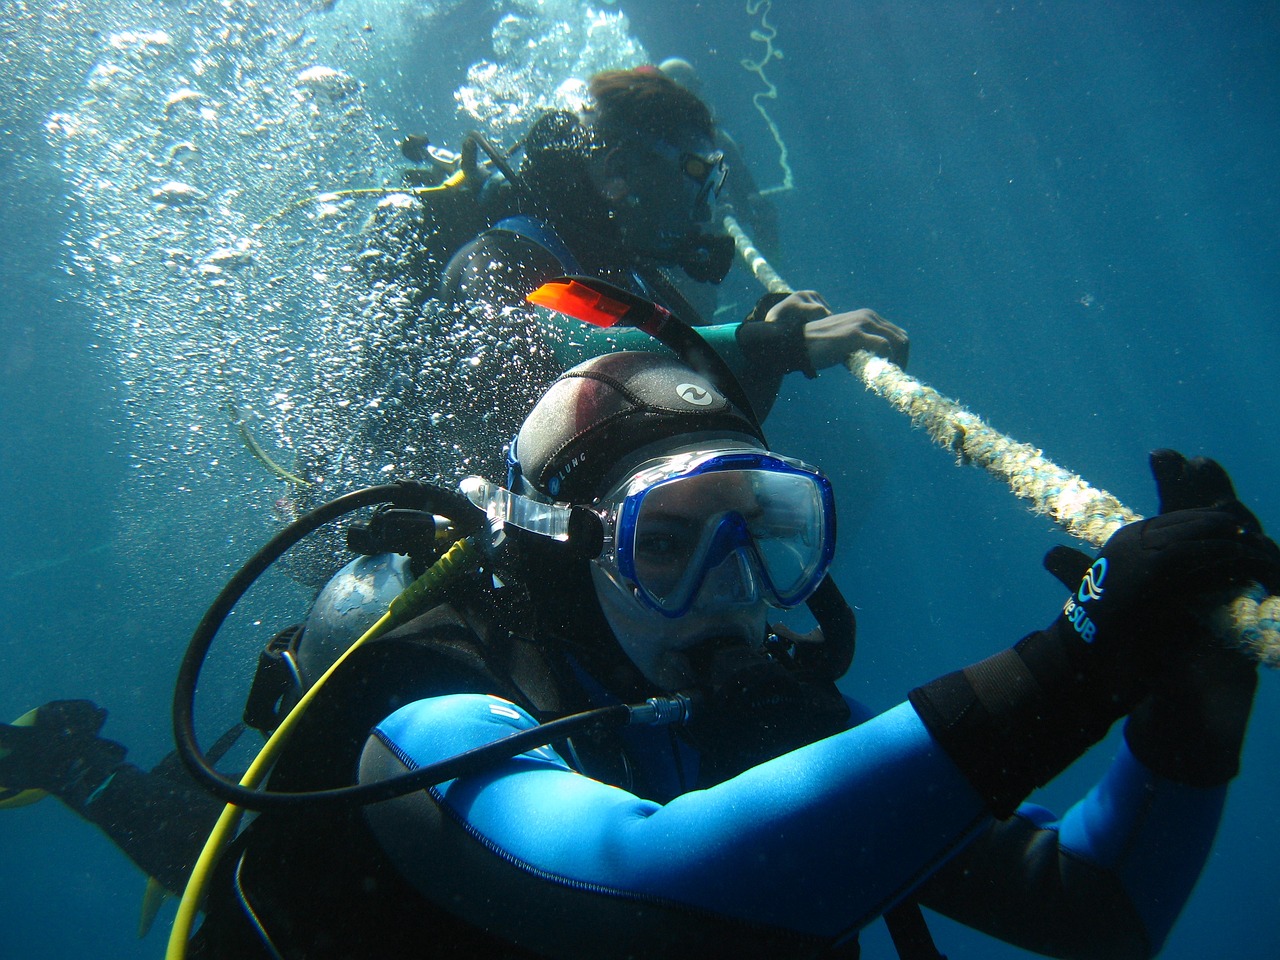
[370,695,989,940]
[1060,744,1223,951]
[919,741,1224,959]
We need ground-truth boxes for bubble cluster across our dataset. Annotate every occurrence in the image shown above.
[10,1,642,584]
[456,0,648,136]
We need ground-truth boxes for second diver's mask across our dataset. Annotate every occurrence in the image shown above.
[651,139,728,225]
[463,442,836,620]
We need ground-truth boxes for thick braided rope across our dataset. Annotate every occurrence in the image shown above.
[849,353,1139,546]
[723,215,1280,666]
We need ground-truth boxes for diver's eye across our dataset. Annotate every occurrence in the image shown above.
[635,517,700,564]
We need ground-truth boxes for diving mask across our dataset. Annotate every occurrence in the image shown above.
[463,443,835,618]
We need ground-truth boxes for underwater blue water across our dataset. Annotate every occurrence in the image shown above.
[1,2,1277,957]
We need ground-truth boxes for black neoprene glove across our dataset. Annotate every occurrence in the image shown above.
[1045,451,1275,786]
[735,292,815,379]
[910,450,1279,817]
[0,700,126,807]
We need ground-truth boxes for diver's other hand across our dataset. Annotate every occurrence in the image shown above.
[1125,449,1274,784]
[1042,540,1262,786]
[1043,450,1276,784]
[0,699,126,797]
[1126,641,1258,786]
[910,451,1278,818]
[763,292,909,372]
[1042,452,1278,705]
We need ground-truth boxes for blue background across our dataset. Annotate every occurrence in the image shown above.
[1,2,1277,957]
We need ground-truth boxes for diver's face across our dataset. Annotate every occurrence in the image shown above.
[630,470,761,602]
[604,132,722,252]
[592,469,768,691]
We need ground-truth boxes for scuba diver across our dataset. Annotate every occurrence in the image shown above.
[363,67,907,421]
[2,343,1275,959]
[656,55,783,261]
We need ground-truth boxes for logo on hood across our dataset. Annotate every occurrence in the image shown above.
[676,382,714,406]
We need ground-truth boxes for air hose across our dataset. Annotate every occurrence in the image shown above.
[168,482,476,957]
[168,481,698,958]
[723,213,1280,666]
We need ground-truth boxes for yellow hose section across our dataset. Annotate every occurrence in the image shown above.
[725,215,1280,666]
[167,535,483,958]
[223,402,311,487]
[255,168,468,230]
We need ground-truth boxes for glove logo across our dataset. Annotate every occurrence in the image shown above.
[1063,559,1105,644]
[1078,558,1107,602]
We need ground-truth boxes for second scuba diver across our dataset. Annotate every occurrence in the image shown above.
[359,67,908,423]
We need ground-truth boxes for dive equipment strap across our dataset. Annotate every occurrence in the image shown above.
[492,215,583,275]
[884,900,948,960]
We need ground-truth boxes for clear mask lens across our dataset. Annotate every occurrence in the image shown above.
[609,450,834,617]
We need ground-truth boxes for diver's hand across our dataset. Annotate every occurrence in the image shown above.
[1043,451,1276,785]
[0,700,126,797]
[1043,453,1277,705]
[911,450,1278,817]
[1128,451,1274,783]
[764,291,909,371]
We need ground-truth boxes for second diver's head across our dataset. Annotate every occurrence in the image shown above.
[518,68,732,280]
[581,70,728,268]
[503,352,836,691]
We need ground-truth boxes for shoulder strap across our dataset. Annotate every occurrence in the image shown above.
[884,899,947,960]
[491,214,583,275]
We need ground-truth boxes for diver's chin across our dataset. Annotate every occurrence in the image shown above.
[590,564,766,690]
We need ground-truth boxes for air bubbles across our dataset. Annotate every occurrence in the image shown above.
[295,65,361,103]
[151,180,207,207]
[163,87,205,116]
[45,112,81,138]
[108,30,174,53]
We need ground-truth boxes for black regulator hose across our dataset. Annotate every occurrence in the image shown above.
[172,480,482,809]
[173,478,697,812]
[204,702,639,812]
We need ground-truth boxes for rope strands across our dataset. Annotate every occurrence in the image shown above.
[847,352,1141,547]
[723,215,1280,666]
[725,213,789,295]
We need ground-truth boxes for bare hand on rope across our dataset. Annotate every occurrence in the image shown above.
[763,291,909,372]
[778,293,911,371]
